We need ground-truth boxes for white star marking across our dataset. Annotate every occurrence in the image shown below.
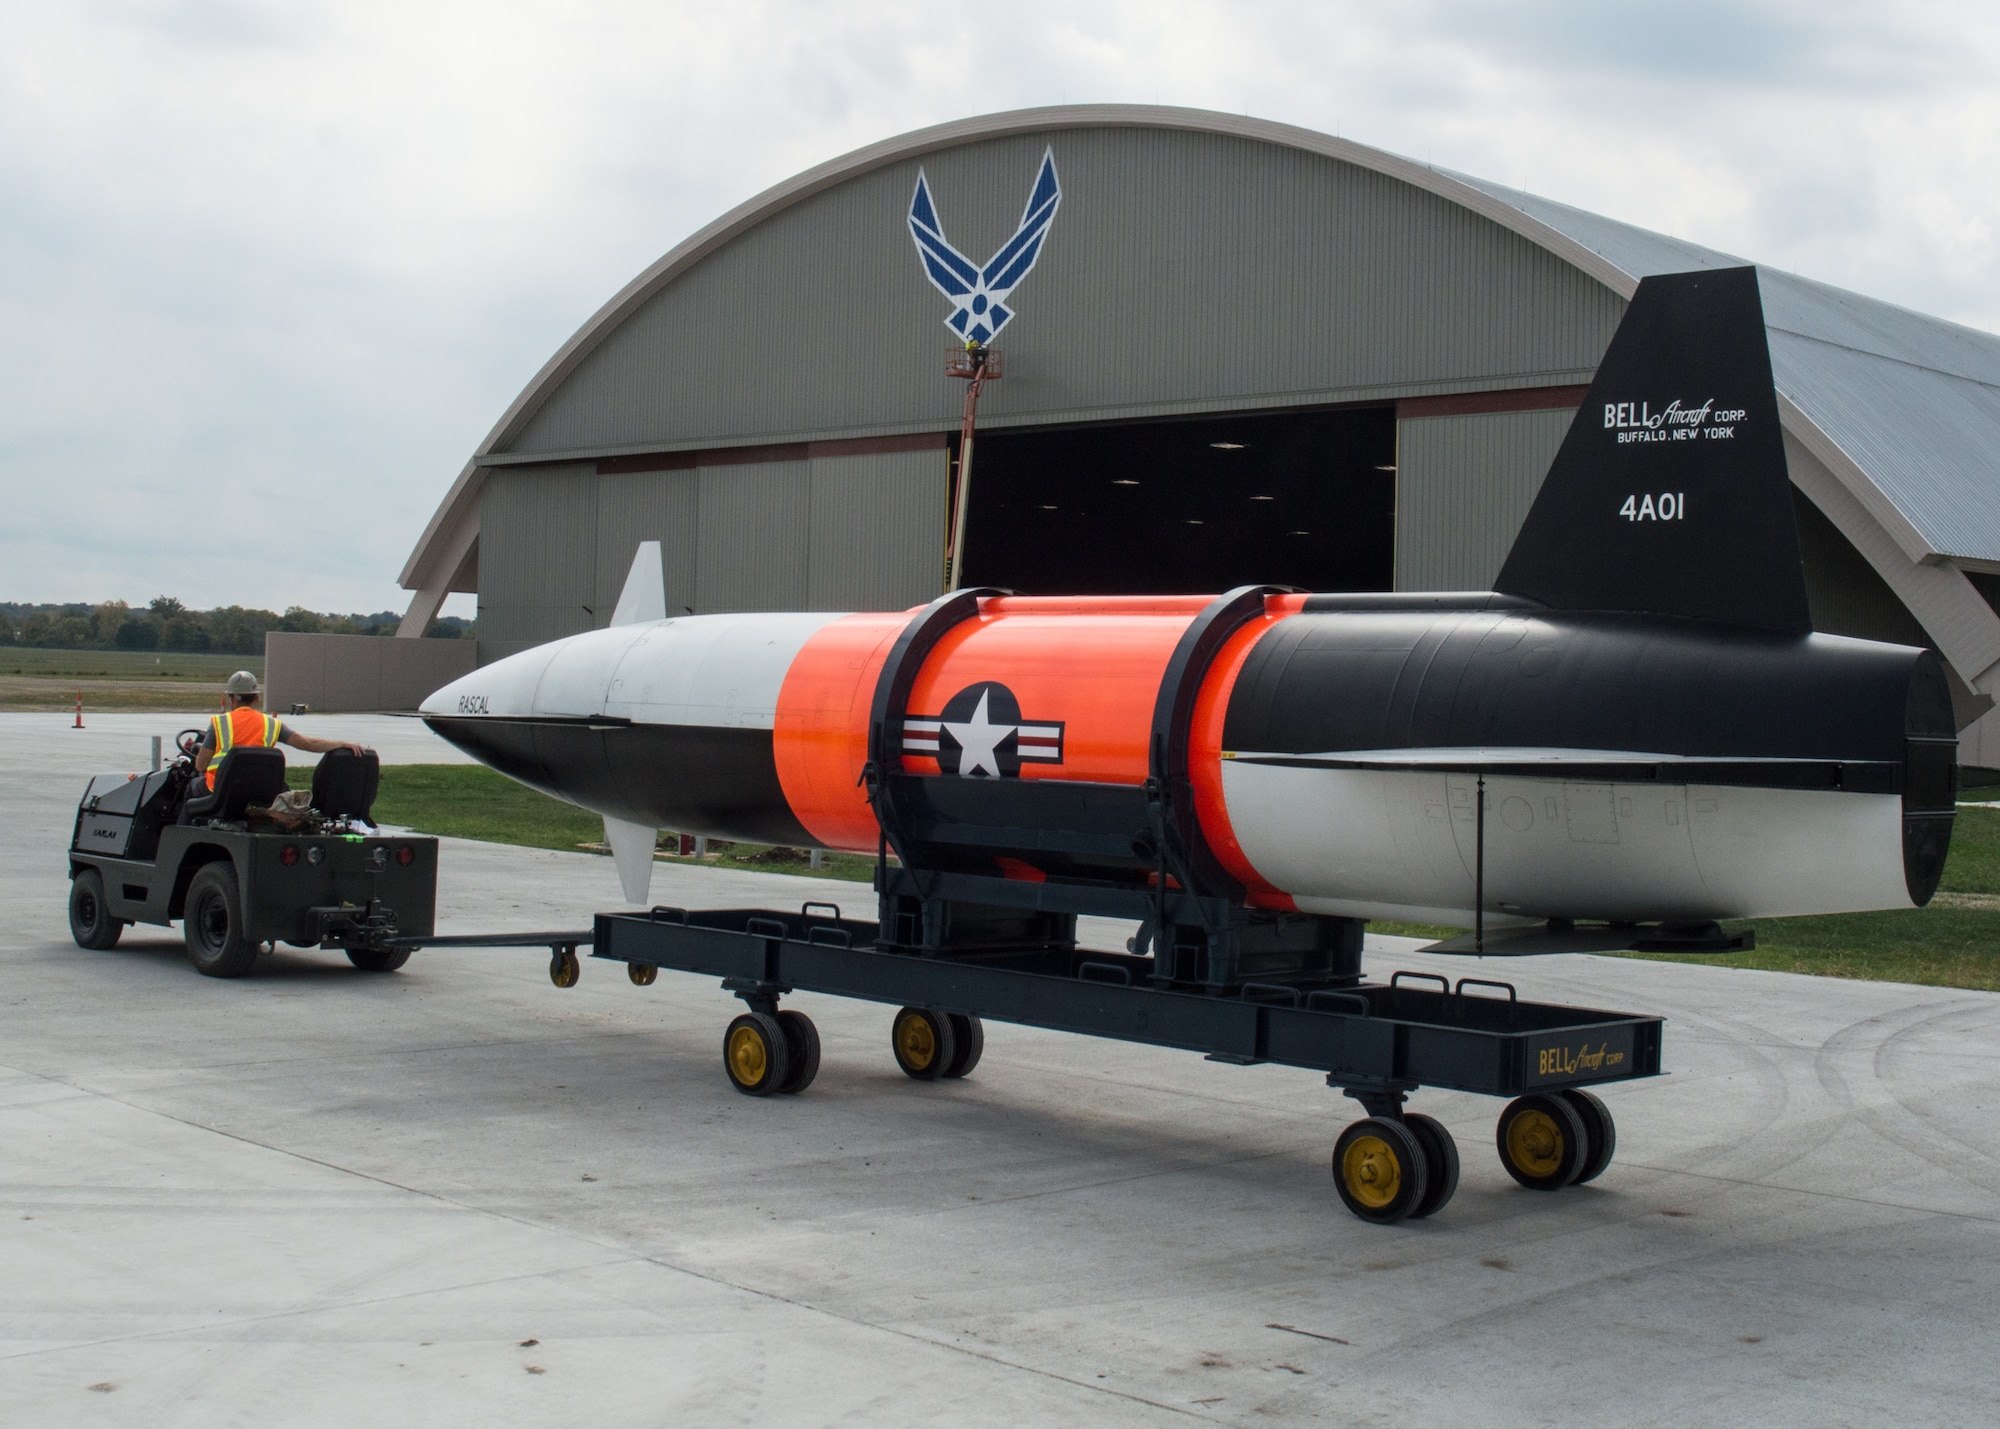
[941,689,1014,778]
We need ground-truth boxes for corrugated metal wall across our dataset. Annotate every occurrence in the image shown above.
[481,450,945,650]
[693,461,813,613]
[478,464,600,656]
[1394,408,1574,590]
[807,446,947,609]
[595,470,699,619]
[502,128,1624,459]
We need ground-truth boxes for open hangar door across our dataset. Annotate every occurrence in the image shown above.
[959,407,1397,596]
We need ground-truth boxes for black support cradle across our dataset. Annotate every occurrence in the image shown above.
[862,585,1358,993]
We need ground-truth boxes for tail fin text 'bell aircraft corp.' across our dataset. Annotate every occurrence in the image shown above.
[419,267,1959,1223]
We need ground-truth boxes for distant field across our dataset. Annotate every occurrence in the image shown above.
[0,648,262,710]
[350,764,2000,993]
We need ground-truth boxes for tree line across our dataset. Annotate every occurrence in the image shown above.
[0,598,472,654]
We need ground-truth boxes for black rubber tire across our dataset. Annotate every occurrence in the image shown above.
[1560,1088,1617,1185]
[1332,1117,1430,1224]
[68,869,122,950]
[777,1010,821,1094]
[891,1006,956,1081]
[347,947,412,972]
[183,862,257,978]
[943,1013,984,1078]
[723,1011,791,1097]
[1401,1113,1461,1219]
[1496,1092,1589,1190]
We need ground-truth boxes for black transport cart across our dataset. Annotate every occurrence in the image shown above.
[515,901,1659,1225]
[66,735,436,979]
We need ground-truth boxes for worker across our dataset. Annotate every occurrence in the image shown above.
[193,670,369,790]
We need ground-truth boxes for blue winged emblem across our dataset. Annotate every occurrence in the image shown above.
[907,148,1061,345]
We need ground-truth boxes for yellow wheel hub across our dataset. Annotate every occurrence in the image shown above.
[897,1014,937,1070]
[1506,1108,1565,1177]
[1340,1134,1404,1210]
[728,1024,769,1086]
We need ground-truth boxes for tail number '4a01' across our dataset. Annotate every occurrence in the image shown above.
[1619,492,1685,522]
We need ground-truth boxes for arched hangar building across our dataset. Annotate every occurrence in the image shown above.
[385,105,2000,767]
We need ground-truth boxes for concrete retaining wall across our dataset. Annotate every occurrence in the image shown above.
[264,633,477,713]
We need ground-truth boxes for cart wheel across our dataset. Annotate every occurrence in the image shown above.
[628,962,658,986]
[1559,1088,1617,1185]
[550,948,581,988]
[183,862,257,978]
[943,1013,984,1078]
[723,1012,791,1097]
[1332,1118,1429,1224]
[1401,1113,1460,1219]
[347,947,412,972]
[1496,1093,1589,1190]
[68,869,123,950]
[891,1006,957,1081]
[777,1010,821,1094]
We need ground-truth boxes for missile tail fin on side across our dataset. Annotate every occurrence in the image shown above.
[1495,265,1812,634]
[609,541,667,626]
[604,815,657,905]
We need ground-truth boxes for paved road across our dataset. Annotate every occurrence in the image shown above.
[6,711,2000,1424]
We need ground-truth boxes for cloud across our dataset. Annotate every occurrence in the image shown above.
[2,0,1997,610]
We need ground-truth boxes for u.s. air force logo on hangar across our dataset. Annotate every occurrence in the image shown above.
[907,149,1062,346]
[902,682,1064,778]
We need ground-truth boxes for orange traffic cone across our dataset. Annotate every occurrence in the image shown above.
[73,692,84,729]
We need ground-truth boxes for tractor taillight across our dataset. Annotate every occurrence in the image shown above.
[279,844,300,867]
[395,844,416,867]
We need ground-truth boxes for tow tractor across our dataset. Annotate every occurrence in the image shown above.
[65,732,436,977]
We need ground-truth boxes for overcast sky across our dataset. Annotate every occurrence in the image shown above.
[3,0,1996,616]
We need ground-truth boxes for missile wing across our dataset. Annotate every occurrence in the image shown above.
[422,267,1957,940]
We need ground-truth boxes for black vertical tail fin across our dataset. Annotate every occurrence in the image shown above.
[1494,266,1811,633]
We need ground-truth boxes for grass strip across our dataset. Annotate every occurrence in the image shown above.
[297,763,877,883]
[317,765,2000,991]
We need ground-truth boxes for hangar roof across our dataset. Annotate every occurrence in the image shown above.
[1451,175,2000,566]
[401,105,2000,597]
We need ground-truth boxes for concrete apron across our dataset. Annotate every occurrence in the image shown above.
[5,711,2000,1425]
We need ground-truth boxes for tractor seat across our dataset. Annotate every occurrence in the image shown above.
[181,746,288,825]
[311,748,380,824]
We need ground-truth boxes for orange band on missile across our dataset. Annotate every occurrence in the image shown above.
[1189,594,1307,910]
[903,600,1206,785]
[773,611,911,852]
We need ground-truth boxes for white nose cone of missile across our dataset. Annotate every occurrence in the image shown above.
[419,541,852,899]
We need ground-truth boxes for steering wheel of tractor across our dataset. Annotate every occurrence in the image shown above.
[175,728,204,760]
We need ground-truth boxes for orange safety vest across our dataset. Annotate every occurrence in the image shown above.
[205,706,284,788]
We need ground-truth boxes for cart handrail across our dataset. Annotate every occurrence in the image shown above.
[1390,970,1450,994]
[648,906,690,924]
[1241,982,1301,1008]
[1306,989,1370,1017]
[801,901,844,921]
[1077,960,1131,986]
[745,916,788,939]
[1455,976,1518,1003]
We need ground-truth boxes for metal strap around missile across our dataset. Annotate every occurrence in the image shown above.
[1145,585,1290,926]
[864,587,1004,882]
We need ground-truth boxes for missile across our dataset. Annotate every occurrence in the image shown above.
[422,267,1958,935]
